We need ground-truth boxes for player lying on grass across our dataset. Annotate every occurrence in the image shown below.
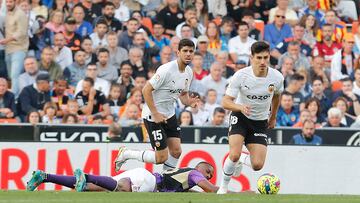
[27,162,219,193]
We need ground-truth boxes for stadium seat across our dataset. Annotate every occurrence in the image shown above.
[331,80,343,92]
[0,118,18,123]
[352,21,359,34]
[254,20,265,39]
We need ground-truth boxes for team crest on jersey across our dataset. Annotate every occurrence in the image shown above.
[155,141,161,148]
[155,74,160,81]
[268,84,275,93]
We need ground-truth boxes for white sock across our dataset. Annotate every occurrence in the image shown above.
[163,154,179,170]
[240,153,251,167]
[124,150,156,163]
[219,157,236,190]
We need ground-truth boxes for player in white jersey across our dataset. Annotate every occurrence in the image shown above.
[115,39,200,171]
[217,41,284,194]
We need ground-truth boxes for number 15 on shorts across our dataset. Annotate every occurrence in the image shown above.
[152,130,163,141]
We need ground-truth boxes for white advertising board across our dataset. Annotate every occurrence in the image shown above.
[0,143,359,194]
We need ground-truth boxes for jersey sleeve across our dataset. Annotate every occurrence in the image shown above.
[225,72,241,98]
[185,68,193,92]
[275,76,284,95]
[188,170,207,186]
[149,66,168,90]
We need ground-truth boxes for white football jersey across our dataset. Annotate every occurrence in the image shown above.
[112,168,156,192]
[225,66,284,120]
[142,60,193,121]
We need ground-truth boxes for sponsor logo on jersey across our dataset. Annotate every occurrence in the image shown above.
[169,89,183,93]
[246,94,271,100]
[268,84,275,93]
[254,133,267,138]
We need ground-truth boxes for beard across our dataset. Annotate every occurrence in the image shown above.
[105,14,113,20]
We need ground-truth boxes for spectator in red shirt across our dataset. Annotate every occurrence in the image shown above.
[192,52,208,80]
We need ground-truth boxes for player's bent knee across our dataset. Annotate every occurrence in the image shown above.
[169,148,182,159]
[228,153,240,162]
[252,162,264,171]
[155,151,168,164]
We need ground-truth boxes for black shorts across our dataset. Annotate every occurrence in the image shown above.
[228,111,268,146]
[143,115,181,150]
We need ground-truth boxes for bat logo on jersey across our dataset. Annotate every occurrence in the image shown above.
[268,84,275,93]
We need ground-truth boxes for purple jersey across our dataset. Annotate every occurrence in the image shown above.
[154,168,206,192]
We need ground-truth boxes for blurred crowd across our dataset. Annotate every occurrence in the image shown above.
[0,0,360,132]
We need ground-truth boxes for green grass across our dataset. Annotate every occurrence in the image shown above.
[1,191,360,203]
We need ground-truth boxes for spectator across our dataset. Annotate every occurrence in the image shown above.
[204,107,227,127]
[75,63,111,97]
[298,0,325,24]
[293,108,311,127]
[42,102,60,124]
[113,0,130,23]
[169,36,181,60]
[45,10,65,33]
[276,92,300,126]
[194,0,208,29]
[73,5,93,37]
[309,56,330,88]
[93,2,122,33]
[75,77,108,116]
[196,35,215,71]
[207,0,227,18]
[81,37,98,65]
[304,97,326,125]
[26,110,41,125]
[271,24,312,60]
[31,0,48,19]
[299,14,319,48]
[297,68,312,98]
[19,56,47,94]
[63,49,87,88]
[331,33,356,82]
[118,87,143,119]
[204,89,220,116]
[96,48,118,82]
[62,16,82,54]
[305,76,332,118]
[90,20,109,51]
[116,61,134,100]
[18,73,51,120]
[178,110,194,126]
[106,32,128,70]
[50,0,70,22]
[118,103,142,127]
[219,16,235,45]
[313,24,342,67]
[3,0,29,96]
[132,32,160,70]
[229,21,257,65]
[192,52,208,80]
[278,41,311,71]
[290,119,322,145]
[268,0,298,25]
[62,113,79,124]
[284,73,305,110]
[280,56,295,85]
[353,68,360,96]
[53,32,73,70]
[186,92,209,125]
[150,21,171,61]
[179,24,198,45]
[332,77,360,117]
[126,47,147,78]
[333,97,356,127]
[118,18,139,50]
[205,21,228,56]
[242,9,262,41]
[156,0,185,36]
[106,83,125,117]
[75,0,102,23]
[226,0,244,23]
[323,107,346,127]
[175,5,205,38]
[215,51,235,78]
[264,9,292,50]
[91,114,103,124]
[51,77,69,117]
[0,78,16,118]
[201,62,228,103]
[152,46,172,69]
[317,10,346,44]
[133,74,147,90]
[38,46,63,81]
[28,15,53,60]
[131,10,152,36]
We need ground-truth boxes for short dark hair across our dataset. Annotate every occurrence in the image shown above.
[195,161,214,169]
[340,77,352,83]
[131,10,143,17]
[152,20,164,27]
[96,19,108,27]
[103,1,115,8]
[322,23,333,29]
[181,23,191,30]
[242,9,255,18]
[87,62,97,68]
[97,47,109,55]
[238,21,249,29]
[289,73,305,82]
[178,38,195,51]
[213,107,225,115]
[312,76,323,84]
[251,41,270,55]
[127,17,139,23]
[282,91,293,99]
[83,77,94,86]
[221,16,234,26]
[120,61,132,69]
[303,119,315,126]
[185,5,196,12]
[194,51,203,57]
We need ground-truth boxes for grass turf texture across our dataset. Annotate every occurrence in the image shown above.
[1,191,360,203]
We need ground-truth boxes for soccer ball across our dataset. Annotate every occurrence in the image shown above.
[257,173,280,194]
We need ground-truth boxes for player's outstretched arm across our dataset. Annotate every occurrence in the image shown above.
[222,95,251,116]
[197,180,220,193]
[268,93,281,129]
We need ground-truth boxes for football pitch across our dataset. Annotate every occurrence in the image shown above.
[1,191,360,203]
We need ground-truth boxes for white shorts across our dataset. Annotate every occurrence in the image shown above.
[112,168,156,192]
